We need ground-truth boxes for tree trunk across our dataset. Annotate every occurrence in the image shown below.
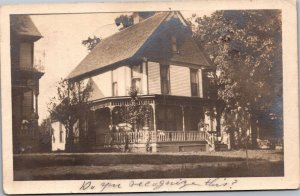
[250,114,258,148]
[66,126,74,152]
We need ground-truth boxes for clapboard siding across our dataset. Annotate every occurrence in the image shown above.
[92,70,112,97]
[148,61,161,94]
[170,65,191,96]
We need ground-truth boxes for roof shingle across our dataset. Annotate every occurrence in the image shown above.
[10,15,42,39]
[68,12,170,79]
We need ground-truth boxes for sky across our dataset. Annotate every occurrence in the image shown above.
[31,11,214,123]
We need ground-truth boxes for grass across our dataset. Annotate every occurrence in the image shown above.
[13,150,284,180]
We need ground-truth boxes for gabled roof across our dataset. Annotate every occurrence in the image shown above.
[68,11,213,80]
[10,15,42,40]
[68,12,170,80]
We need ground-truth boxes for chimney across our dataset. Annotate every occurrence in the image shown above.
[132,12,141,24]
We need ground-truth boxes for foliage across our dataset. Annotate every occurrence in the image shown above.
[47,78,92,151]
[38,118,53,152]
[115,15,134,30]
[191,10,283,146]
[125,87,151,132]
[82,36,101,51]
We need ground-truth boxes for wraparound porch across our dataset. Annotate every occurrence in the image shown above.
[86,94,219,152]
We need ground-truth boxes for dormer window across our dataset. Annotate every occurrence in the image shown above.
[171,36,178,53]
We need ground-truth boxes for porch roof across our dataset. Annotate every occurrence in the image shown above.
[89,94,212,110]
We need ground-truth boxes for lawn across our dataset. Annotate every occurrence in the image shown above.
[13,150,284,180]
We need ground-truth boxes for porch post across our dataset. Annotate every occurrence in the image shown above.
[152,101,157,133]
[108,106,113,127]
[151,101,157,152]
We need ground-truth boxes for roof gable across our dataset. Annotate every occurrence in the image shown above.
[68,11,213,80]
[68,12,169,80]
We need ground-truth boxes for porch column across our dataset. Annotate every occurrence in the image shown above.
[151,101,157,152]
[181,105,185,132]
[108,106,113,127]
[35,94,38,114]
[151,102,157,132]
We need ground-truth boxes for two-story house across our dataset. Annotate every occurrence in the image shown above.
[67,11,218,152]
[11,15,44,153]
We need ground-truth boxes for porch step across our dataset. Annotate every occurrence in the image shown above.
[156,141,208,153]
[215,143,229,151]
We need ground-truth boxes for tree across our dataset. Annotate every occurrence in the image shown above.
[191,10,282,148]
[38,118,53,152]
[114,14,134,30]
[114,12,155,30]
[126,87,151,132]
[82,36,101,51]
[47,78,92,152]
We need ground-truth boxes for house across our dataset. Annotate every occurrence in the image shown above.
[67,11,221,152]
[10,15,44,153]
[51,121,66,151]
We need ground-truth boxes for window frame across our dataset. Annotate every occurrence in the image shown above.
[112,81,118,96]
[131,64,143,92]
[171,35,178,53]
[160,64,170,95]
[190,68,199,97]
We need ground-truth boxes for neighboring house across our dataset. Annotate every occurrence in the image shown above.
[11,15,44,153]
[51,121,66,151]
[67,11,220,152]
[51,120,80,151]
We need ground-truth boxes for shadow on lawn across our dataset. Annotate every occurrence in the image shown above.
[13,153,284,180]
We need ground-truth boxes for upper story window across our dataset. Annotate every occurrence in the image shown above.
[190,68,199,97]
[19,42,33,68]
[160,64,170,94]
[171,36,178,53]
[131,64,142,92]
[203,70,215,99]
[112,69,118,96]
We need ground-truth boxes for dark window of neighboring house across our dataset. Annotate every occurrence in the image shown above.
[160,65,170,94]
[171,36,177,53]
[59,123,63,143]
[190,68,199,96]
[131,64,142,92]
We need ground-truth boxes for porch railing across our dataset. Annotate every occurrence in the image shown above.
[105,131,213,145]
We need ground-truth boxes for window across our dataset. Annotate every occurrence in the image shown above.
[19,42,33,68]
[131,64,142,92]
[203,70,215,98]
[171,36,178,53]
[160,65,170,94]
[112,69,118,96]
[112,82,118,96]
[59,123,63,143]
[190,69,199,96]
